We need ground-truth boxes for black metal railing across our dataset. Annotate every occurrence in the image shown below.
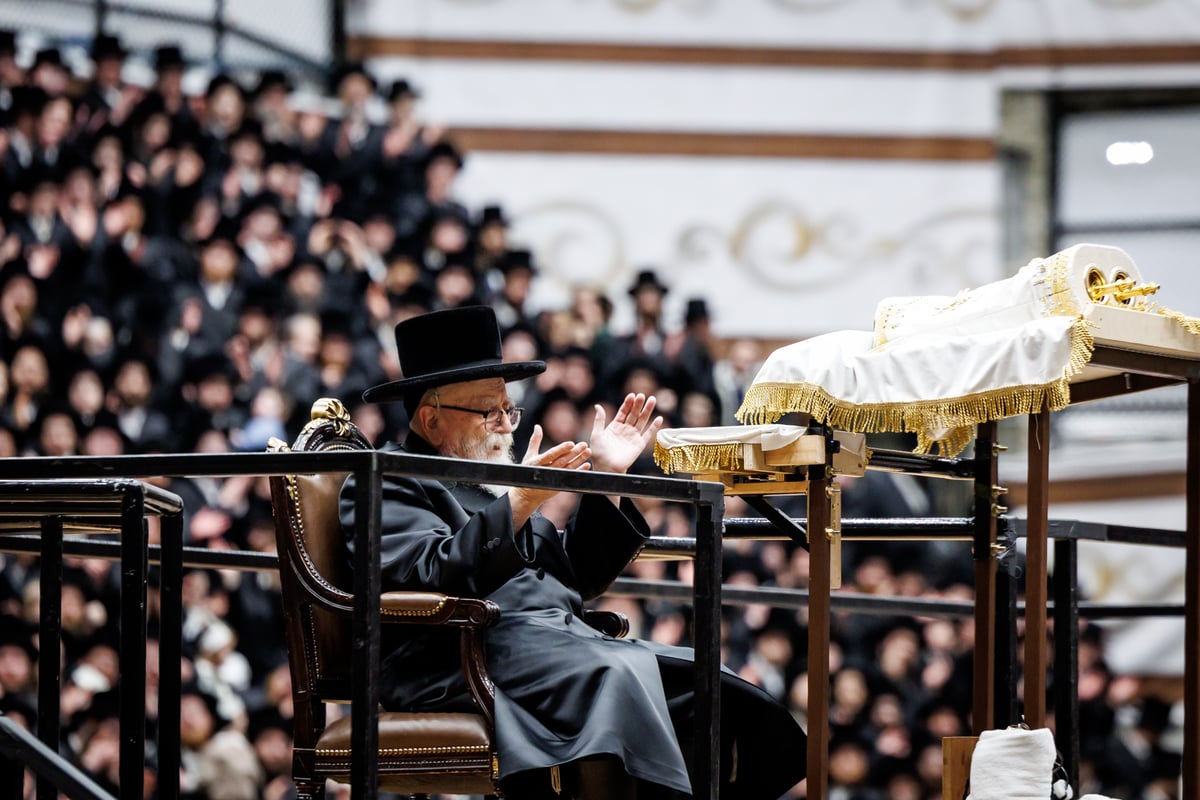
[0,452,1189,800]
[0,716,115,800]
[53,0,329,79]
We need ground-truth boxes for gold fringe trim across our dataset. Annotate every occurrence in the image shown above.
[653,441,745,475]
[736,318,1094,456]
[1159,307,1200,336]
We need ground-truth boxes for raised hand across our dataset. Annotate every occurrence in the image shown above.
[588,393,664,475]
[508,424,591,528]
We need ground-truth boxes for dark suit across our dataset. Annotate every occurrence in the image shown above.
[340,434,806,799]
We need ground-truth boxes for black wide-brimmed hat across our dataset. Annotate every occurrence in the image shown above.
[387,78,419,102]
[362,306,545,404]
[627,268,669,297]
[91,33,127,62]
[154,44,185,71]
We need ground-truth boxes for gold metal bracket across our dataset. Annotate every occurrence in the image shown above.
[826,484,842,589]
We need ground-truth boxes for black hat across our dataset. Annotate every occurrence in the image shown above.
[362,306,545,404]
[386,78,419,102]
[32,48,65,71]
[230,116,263,144]
[247,704,292,743]
[205,73,244,100]
[184,352,236,384]
[198,229,241,258]
[90,33,127,62]
[429,203,470,229]
[0,615,37,660]
[627,268,669,297]
[499,248,536,276]
[240,281,279,317]
[252,69,293,98]
[684,298,710,325]
[329,61,377,94]
[477,204,508,228]
[263,140,302,167]
[154,44,185,71]
[319,307,354,339]
[423,139,464,171]
[9,85,47,120]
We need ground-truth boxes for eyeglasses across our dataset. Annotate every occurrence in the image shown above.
[437,403,523,431]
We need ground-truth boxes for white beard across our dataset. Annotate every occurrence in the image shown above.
[444,431,515,497]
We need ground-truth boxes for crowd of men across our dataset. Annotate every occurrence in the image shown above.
[0,29,1183,800]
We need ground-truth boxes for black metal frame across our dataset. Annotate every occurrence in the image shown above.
[1,390,1193,799]
[0,716,115,800]
[0,480,183,800]
[1014,343,1200,795]
[0,451,725,800]
[0,439,999,799]
[61,0,331,78]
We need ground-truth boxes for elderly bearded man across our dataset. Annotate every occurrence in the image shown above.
[341,306,806,799]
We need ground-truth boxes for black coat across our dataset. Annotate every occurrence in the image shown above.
[340,434,806,798]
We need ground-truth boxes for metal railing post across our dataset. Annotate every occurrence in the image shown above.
[119,495,148,798]
[37,515,63,800]
[1053,536,1079,787]
[692,490,723,800]
[158,512,185,800]
[350,456,382,800]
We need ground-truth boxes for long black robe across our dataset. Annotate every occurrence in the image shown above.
[340,434,806,798]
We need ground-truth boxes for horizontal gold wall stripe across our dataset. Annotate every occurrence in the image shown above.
[1007,470,1187,506]
[349,36,995,69]
[996,43,1200,68]
[448,127,996,160]
[349,36,1200,70]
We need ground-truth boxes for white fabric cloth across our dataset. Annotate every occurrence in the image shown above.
[654,424,808,452]
[966,727,1056,800]
[652,423,810,475]
[737,243,1145,455]
[748,315,1080,409]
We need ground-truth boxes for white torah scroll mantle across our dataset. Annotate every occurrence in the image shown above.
[966,727,1056,800]
[735,243,1157,456]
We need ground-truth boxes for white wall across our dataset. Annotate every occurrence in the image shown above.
[5,0,330,69]
[348,0,1200,337]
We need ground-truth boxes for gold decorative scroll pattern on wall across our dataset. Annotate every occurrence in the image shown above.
[510,198,991,295]
[678,201,994,292]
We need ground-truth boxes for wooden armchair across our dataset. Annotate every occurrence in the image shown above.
[267,398,501,798]
[267,398,630,799]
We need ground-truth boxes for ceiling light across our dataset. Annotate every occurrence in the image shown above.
[1105,141,1154,166]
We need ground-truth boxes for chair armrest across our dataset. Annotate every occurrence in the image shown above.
[583,610,630,638]
[381,592,500,627]
[378,591,500,728]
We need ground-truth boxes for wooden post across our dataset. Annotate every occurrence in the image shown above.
[805,447,833,798]
[1024,408,1050,728]
[942,736,978,800]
